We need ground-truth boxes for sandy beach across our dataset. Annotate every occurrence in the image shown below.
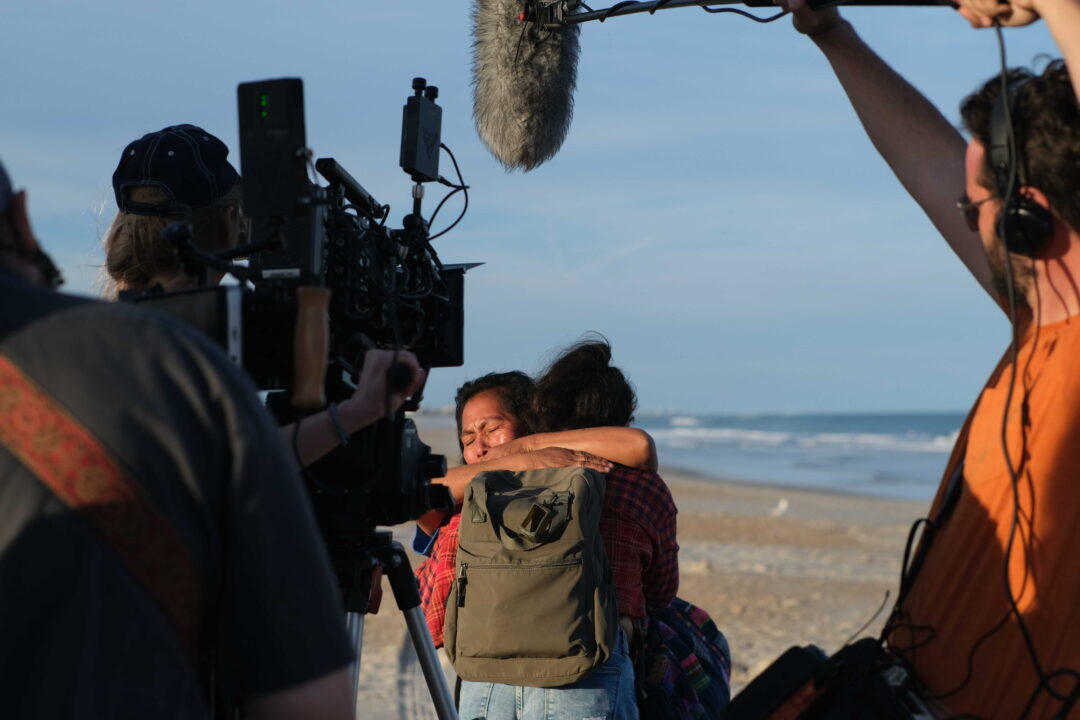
[355,417,931,718]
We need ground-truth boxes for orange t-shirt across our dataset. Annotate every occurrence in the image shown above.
[891,316,1080,718]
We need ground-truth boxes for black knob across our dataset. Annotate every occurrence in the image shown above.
[426,475,452,510]
[162,220,194,247]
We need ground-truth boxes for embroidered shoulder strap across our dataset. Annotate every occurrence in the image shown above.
[0,353,203,664]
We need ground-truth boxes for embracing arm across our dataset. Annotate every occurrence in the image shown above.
[781,1,995,301]
[485,427,658,472]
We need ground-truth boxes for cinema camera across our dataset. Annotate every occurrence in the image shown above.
[126,77,470,557]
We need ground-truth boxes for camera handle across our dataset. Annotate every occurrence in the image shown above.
[161,221,259,284]
[346,531,459,720]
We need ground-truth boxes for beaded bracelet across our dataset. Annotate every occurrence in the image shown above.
[327,401,351,446]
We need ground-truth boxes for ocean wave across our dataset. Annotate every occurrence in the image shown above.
[651,426,958,454]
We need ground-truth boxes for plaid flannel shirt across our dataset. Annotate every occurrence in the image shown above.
[415,465,679,647]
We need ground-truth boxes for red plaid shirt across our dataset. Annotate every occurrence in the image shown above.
[415,465,679,647]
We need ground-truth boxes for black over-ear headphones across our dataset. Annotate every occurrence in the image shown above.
[987,76,1055,257]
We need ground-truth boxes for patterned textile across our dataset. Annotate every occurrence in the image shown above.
[416,513,461,647]
[0,353,202,660]
[416,464,680,647]
[602,465,680,617]
[638,598,732,719]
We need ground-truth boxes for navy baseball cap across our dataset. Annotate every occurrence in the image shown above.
[112,124,239,216]
[0,157,12,215]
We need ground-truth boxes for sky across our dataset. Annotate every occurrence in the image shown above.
[0,1,1061,414]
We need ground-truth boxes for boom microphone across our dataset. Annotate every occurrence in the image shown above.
[471,0,953,171]
[472,0,581,171]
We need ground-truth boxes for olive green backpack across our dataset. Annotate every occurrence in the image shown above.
[443,466,619,688]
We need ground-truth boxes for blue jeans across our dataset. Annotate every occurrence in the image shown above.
[458,629,639,720]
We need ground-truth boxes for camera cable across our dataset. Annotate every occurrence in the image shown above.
[570,0,789,23]
[427,143,470,242]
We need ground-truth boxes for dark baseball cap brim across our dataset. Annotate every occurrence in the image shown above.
[113,124,239,216]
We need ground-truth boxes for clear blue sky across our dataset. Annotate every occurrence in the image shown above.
[0,2,1059,413]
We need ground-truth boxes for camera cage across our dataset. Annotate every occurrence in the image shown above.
[124,76,474,539]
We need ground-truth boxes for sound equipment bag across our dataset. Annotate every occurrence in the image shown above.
[718,638,937,720]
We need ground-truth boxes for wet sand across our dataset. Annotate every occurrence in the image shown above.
[355,418,930,718]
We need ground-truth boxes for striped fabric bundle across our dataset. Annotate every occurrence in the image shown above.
[639,597,732,719]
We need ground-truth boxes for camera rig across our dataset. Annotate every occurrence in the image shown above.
[124,78,472,565]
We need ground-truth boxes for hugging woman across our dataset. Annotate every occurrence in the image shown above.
[415,340,680,720]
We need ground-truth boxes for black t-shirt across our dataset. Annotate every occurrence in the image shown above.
[0,273,353,718]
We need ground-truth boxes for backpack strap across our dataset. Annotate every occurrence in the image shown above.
[0,353,203,665]
[897,458,965,603]
[895,419,970,609]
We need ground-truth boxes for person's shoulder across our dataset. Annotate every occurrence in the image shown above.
[74,297,193,337]
[608,464,668,487]
[26,294,258,404]
[606,465,677,513]
[0,281,188,353]
[1044,316,1080,401]
[0,274,97,337]
[1043,316,1080,378]
[83,298,242,372]
[17,287,189,339]
[1052,315,1080,345]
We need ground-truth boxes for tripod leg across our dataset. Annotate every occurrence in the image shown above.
[403,605,459,720]
[382,542,459,720]
[346,612,365,716]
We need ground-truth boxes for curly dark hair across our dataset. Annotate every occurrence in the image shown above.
[453,371,535,450]
[960,60,1080,233]
[531,337,637,433]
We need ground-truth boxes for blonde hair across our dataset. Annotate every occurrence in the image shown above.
[102,183,242,298]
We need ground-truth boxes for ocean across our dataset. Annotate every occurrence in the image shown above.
[635,411,965,501]
[414,410,964,502]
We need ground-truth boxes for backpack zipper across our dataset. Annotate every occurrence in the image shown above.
[457,558,583,609]
[457,563,468,608]
[459,558,582,571]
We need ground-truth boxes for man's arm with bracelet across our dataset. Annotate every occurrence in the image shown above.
[280,349,426,468]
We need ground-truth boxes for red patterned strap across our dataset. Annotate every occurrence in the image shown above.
[0,353,203,664]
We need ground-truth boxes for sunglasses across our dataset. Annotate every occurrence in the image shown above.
[957,194,993,233]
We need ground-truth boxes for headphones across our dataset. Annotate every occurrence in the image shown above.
[987,76,1055,257]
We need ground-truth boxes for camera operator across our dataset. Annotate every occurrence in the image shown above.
[766,2,1080,716]
[0,156,357,718]
[102,124,424,465]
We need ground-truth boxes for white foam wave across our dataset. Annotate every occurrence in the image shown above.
[651,426,957,454]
